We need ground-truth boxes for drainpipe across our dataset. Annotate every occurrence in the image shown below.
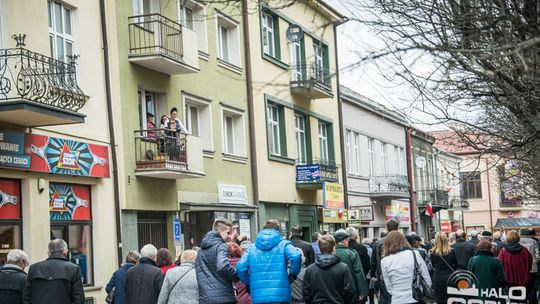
[485,158,494,231]
[406,127,416,232]
[242,0,259,230]
[99,0,123,266]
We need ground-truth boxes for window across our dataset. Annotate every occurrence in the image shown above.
[179,1,208,53]
[398,147,405,174]
[133,0,153,15]
[380,142,387,174]
[221,107,245,157]
[462,172,482,199]
[49,183,93,285]
[318,123,329,162]
[295,114,307,162]
[184,94,213,151]
[138,91,157,130]
[346,130,360,175]
[367,138,374,176]
[0,179,22,263]
[312,41,329,83]
[262,13,275,56]
[48,1,74,62]
[268,104,281,156]
[290,41,303,81]
[217,15,241,66]
[185,104,199,136]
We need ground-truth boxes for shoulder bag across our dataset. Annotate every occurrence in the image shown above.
[105,287,114,304]
[412,250,435,302]
[164,267,194,303]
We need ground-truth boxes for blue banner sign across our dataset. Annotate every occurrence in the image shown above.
[296,164,321,183]
[173,218,181,242]
[0,154,31,168]
[0,130,25,155]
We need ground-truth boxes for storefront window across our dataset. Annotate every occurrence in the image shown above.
[214,211,252,238]
[49,183,93,285]
[0,179,22,263]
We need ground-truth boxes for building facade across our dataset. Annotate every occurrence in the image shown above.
[0,0,117,302]
[246,0,346,237]
[110,0,254,256]
[340,87,410,239]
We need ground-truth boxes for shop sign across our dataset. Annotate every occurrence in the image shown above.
[441,220,452,233]
[296,164,321,183]
[0,130,110,177]
[0,179,20,219]
[49,183,91,221]
[321,208,348,223]
[358,205,374,221]
[323,182,344,209]
[385,204,410,222]
[348,209,360,224]
[218,183,248,205]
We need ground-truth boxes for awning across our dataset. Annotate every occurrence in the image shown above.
[179,202,258,212]
[494,218,540,228]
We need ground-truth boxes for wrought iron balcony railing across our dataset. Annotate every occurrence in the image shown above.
[369,175,409,196]
[449,196,470,209]
[128,13,183,62]
[415,189,450,208]
[295,157,339,184]
[0,35,86,112]
[290,62,331,88]
[135,128,188,171]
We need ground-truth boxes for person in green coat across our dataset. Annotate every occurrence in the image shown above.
[468,239,507,295]
[334,230,368,303]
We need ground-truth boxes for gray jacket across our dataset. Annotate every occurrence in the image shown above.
[157,263,198,304]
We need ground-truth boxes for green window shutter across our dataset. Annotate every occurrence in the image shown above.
[327,123,335,162]
[278,106,287,157]
[273,15,280,59]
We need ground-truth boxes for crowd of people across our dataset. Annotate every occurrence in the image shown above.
[1,220,539,304]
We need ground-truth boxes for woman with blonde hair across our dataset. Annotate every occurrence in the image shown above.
[157,250,198,304]
[429,232,457,304]
[381,231,431,304]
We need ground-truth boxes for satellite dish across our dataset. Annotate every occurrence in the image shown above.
[415,156,427,168]
[286,24,304,43]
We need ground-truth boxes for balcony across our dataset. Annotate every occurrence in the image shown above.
[296,158,338,189]
[290,62,333,99]
[134,129,204,179]
[415,189,450,210]
[128,14,199,75]
[499,200,522,210]
[448,196,470,210]
[0,35,87,127]
[369,175,409,199]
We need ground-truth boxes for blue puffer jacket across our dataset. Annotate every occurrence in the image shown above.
[236,229,302,304]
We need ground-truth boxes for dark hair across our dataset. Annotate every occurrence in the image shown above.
[372,238,379,243]
[170,107,178,114]
[147,112,154,118]
[156,248,173,267]
[456,230,466,240]
[380,231,388,238]
[386,220,399,232]
[312,232,321,241]
[319,235,336,254]
[383,231,411,256]
[477,239,492,252]
[291,225,303,236]
[213,219,233,232]
[405,235,415,247]
[263,219,281,231]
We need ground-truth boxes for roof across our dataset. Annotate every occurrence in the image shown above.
[494,218,540,228]
[430,130,484,155]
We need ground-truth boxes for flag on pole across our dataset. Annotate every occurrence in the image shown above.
[425,201,433,217]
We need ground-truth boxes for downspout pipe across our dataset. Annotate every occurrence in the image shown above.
[486,158,494,231]
[406,127,417,232]
[242,0,259,230]
[99,0,123,266]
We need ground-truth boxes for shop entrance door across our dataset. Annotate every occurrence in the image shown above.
[137,212,167,250]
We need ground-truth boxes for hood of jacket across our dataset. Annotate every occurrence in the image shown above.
[315,253,341,269]
[201,231,225,250]
[255,229,283,251]
[121,262,135,270]
[506,243,524,254]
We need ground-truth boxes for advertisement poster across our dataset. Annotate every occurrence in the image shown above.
[0,130,110,178]
[0,179,20,219]
[323,182,344,209]
[440,220,452,233]
[296,164,321,183]
[385,204,410,222]
[49,183,91,221]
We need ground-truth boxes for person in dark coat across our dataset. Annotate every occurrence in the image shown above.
[468,230,480,246]
[105,250,140,304]
[195,219,239,304]
[23,239,85,304]
[290,226,315,266]
[429,232,458,304]
[469,239,507,294]
[125,244,165,304]
[334,230,368,303]
[451,229,476,270]
[303,235,355,304]
[0,249,28,304]
[346,227,370,277]
[311,232,322,257]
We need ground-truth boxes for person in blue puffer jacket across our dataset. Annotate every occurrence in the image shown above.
[236,219,302,304]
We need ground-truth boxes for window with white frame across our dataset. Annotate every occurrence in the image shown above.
[318,123,329,162]
[398,147,405,174]
[393,146,399,175]
[262,12,275,57]
[179,0,208,53]
[48,0,74,62]
[267,104,281,156]
[217,14,241,66]
[290,41,302,81]
[184,94,213,151]
[313,43,324,80]
[222,107,245,157]
[346,130,360,175]
[295,114,307,162]
[367,138,374,176]
[380,142,388,174]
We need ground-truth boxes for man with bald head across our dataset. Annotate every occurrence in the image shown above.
[451,230,476,270]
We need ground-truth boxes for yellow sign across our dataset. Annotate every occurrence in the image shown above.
[320,208,348,223]
[324,182,344,209]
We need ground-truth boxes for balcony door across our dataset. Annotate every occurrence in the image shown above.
[313,43,324,80]
[290,41,303,81]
